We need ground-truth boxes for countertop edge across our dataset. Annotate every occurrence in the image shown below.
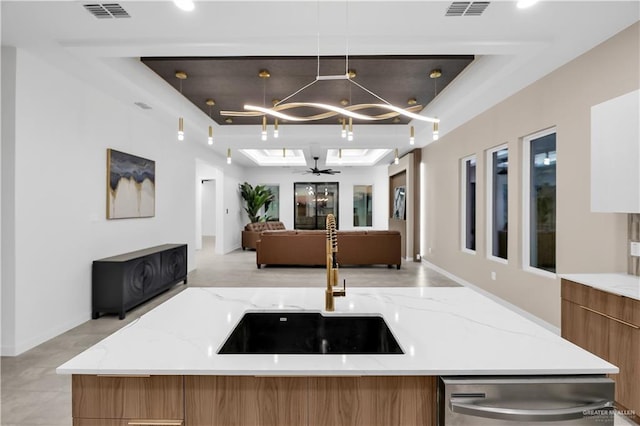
[55,367,619,376]
[560,273,640,301]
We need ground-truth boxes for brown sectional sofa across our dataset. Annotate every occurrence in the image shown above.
[242,221,286,250]
[255,230,401,269]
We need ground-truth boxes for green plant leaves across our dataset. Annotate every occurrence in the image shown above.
[239,182,275,223]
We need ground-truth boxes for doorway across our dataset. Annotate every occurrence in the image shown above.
[201,179,216,253]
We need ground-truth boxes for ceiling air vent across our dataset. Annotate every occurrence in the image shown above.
[446,2,490,17]
[134,102,152,110]
[83,3,130,19]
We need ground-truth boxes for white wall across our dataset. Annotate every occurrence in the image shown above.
[0,48,243,355]
[201,181,216,236]
[1,46,18,353]
[242,166,389,230]
[422,23,638,327]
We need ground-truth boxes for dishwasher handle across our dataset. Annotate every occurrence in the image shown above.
[449,398,613,422]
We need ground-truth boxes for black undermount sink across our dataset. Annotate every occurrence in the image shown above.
[218,312,404,355]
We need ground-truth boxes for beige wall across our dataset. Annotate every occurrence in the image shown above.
[423,22,639,327]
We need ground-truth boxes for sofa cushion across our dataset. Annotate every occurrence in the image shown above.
[242,222,286,250]
[244,221,285,232]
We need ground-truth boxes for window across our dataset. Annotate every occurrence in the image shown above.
[461,155,477,252]
[487,145,508,261]
[523,129,556,274]
[294,182,339,230]
[353,185,372,227]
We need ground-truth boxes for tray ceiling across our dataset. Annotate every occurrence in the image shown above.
[141,55,474,126]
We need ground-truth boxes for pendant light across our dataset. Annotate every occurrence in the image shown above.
[430,69,442,141]
[178,117,184,141]
[261,116,267,141]
[206,99,215,145]
[341,118,347,138]
[347,117,354,141]
[176,71,187,141]
[409,126,415,145]
[227,148,232,164]
[274,119,279,138]
[259,69,270,141]
[394,148,399,165]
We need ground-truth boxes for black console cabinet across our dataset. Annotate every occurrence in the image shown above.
[92,244,187,319]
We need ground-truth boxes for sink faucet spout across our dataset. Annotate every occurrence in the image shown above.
[325,214,345,311]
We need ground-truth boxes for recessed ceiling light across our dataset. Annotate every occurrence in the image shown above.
[173,0,195,12]
[517,0,538,9]
[239,149,306,166]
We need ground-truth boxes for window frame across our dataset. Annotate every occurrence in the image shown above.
[460,154,477,255]
[522,127,557,278]
[353,184,373,228]
[486,143,509,264]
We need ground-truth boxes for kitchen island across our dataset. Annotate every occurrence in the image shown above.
[57,287,617,425]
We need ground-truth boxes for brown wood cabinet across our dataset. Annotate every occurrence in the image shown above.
[185,376,308,426]
[72,375,184,424]
[307,376,434,426]
[74,420,183,426]
[73,375,436,426]
[561,279,640,423]
[185,375,435,426]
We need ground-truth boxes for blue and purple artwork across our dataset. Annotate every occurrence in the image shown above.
[107,149,155,219]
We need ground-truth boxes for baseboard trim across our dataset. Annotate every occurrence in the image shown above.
[423,260,560,335]
[2,311,89,356]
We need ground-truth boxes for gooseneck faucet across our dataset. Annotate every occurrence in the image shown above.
[325,214,346,311]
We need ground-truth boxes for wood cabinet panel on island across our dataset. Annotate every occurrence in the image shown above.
[185,376,308,426]
[185,375,436,426]
[74,420,183,426]
[73,375,436,426]
[307,376,435,426]
[72,375,183,421]
[561,278,640,423]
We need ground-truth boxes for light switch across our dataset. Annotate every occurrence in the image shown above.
[631,241,640,257]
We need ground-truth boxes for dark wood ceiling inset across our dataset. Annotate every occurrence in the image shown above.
[141,55,474,125]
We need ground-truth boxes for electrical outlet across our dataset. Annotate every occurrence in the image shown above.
[428,247,433,254]
[631,241,640,257]
[491,271,497,281]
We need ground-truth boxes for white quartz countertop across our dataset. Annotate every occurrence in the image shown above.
[56,287,617,376]
[561,273,640,301]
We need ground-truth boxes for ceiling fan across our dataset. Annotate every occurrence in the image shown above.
[305,156,341,175]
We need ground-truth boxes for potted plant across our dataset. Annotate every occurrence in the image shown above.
[239,182,275,223]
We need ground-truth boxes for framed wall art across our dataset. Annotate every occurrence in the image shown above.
[107,149,155,219]
[392,185,406,220]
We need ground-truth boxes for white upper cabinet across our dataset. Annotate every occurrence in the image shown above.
[591,89,640,213]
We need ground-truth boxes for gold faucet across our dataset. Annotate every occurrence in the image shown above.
[325,214,345,311]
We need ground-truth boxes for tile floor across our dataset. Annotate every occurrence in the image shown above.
[1,238,637,425]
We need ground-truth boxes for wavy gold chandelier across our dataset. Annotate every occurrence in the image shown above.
[220,71,439,124]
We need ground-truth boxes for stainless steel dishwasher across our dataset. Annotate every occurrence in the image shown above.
[438,376,615,425]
